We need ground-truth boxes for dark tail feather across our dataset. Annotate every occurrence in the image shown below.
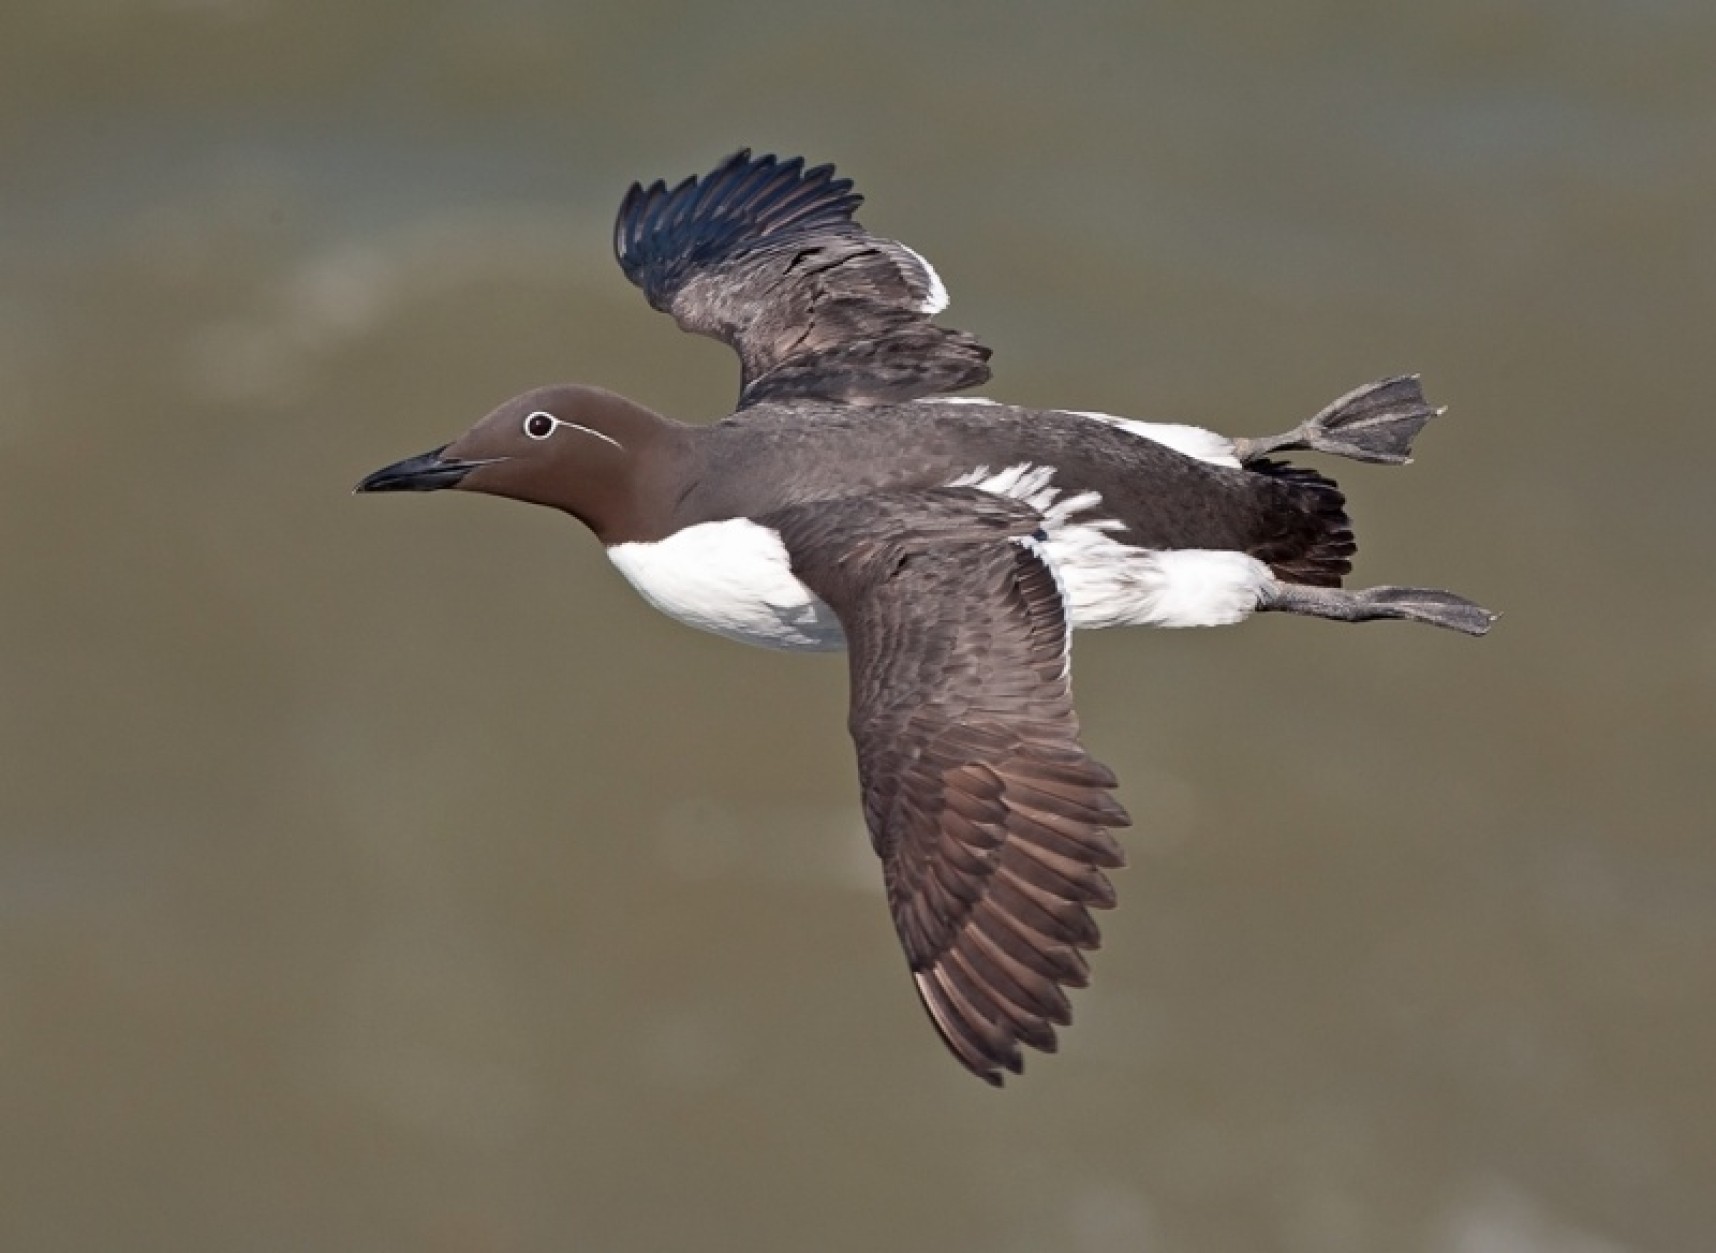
[1245,460,1355,587]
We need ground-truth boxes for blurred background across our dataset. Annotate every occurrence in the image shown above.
[2,2,1711,1250]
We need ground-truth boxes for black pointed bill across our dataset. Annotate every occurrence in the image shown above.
[355,445,501,493]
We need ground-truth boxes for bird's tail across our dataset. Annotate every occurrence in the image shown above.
[1244,460,1356,587]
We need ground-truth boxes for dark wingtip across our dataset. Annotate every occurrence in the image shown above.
[614,148,865,299]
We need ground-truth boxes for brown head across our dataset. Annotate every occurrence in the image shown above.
[355,384,687,542]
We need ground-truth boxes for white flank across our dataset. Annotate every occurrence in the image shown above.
[1064,410,1240,468]
[899,245,950,314]
[607,519,845,652]
[915,396,1240,467]
[951,462,1271,630]
[1060,540,1272,630]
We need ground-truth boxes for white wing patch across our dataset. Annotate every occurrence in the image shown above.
[951,463,1270,630]
[898,244,949,315]
[608,519,845,652]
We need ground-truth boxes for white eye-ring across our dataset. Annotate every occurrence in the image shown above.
[523,410,560,440]
[520,409,625,451]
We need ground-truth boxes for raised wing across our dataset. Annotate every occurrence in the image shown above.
[615,150,993,408]
[764,490,1131,1084]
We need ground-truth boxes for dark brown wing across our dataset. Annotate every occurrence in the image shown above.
[614,150,992,407]
[765,490,1131,1085]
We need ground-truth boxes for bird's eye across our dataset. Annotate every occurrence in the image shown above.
[524,411,558,440]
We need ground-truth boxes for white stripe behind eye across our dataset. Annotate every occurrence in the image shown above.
[564,421,624,451]
[531,410,625,451]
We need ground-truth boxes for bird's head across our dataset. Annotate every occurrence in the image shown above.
[356,383,675,540]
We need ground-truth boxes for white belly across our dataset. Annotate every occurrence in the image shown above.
[607,459,1272,652]
[607,519,846,652]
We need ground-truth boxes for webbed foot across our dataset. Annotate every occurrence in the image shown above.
[1261,581,1498,636]
[1236,376,1440,466]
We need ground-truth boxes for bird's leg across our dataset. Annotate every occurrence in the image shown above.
[1260,581,1498,636]
[1233,375,1441,467]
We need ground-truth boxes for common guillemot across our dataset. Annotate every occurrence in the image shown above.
[358,149,1495,1085]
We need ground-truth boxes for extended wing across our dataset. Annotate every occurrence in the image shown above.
[765,490,1130,1084]
[615,150,992,408]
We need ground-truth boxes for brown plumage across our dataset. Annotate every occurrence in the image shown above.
[616,149,991,405]
[765,490,1129,1083]
[358,149,1498,1087]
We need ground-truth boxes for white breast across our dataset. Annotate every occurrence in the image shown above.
[607,519,846,652]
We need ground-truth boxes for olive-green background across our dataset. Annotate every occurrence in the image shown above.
[3,3,1710,1250]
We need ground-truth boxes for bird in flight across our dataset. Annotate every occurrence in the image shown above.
[358,149,1495,1085]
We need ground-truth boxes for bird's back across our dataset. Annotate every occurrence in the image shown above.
[676,400,1354,586]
